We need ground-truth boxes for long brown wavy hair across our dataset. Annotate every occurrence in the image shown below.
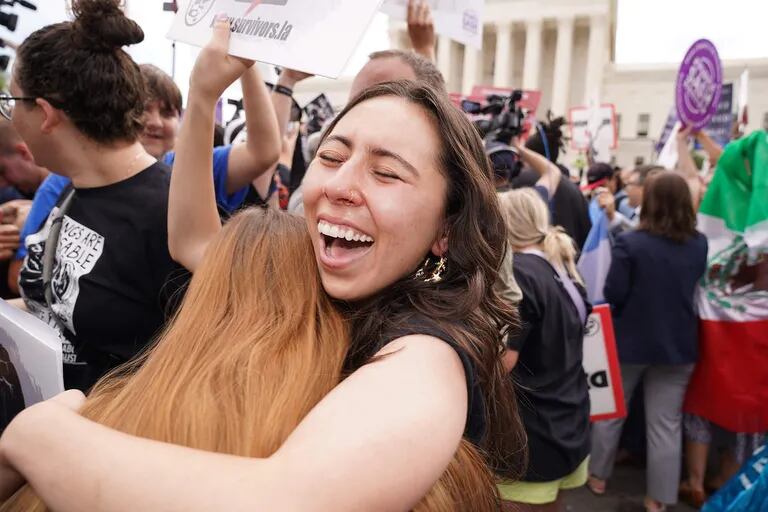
[3,208,501,511]
[329,81,527,479]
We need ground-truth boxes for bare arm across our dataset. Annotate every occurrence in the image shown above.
[695,130,723,167]
[407,0,436,61]
[675,127,704,209]
[1,336,468,511]
[511,137,561,196]
[168,17,253,271]
[224,65,282,195]
[271,69,312,137]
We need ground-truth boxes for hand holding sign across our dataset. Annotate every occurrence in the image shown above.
[191,14,255,103]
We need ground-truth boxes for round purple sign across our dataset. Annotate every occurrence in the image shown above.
[675,39,723,131]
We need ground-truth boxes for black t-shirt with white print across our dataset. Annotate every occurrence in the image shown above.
[19,162,188,391]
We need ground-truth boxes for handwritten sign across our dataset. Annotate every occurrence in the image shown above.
[168,0,385,78]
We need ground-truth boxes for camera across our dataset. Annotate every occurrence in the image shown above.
[461,90,525,142]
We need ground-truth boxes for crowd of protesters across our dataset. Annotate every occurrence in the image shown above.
[0,0,764,511]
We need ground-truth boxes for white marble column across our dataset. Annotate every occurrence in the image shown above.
[493,22,513,87]
[437,35,453,86]
[522,18,543,90]
[551,16,575,116]
[584,14,608,104]
[462,44,481,94]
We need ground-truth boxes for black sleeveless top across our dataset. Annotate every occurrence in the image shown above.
[380,315,486,446]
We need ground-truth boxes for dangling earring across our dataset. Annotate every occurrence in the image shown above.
[415,256,446,283]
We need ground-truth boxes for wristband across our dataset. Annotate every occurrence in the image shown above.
[273,84,293,98]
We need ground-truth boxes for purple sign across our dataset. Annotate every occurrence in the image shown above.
[675,39,723,131]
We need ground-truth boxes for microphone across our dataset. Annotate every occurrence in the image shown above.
[16,0,35,10]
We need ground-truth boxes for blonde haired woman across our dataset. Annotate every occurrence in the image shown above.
[497,188,591,512]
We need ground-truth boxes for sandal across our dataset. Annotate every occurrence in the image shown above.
[586,475,606,496]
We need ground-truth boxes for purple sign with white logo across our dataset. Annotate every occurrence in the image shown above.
[675,39,723,131]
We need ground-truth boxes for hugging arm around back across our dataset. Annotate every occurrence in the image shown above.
[1,335,468,512]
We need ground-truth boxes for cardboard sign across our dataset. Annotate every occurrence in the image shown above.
[583,304,626,422]
[381,0,484,49]
[675,39,723,131]
[168,0,385,78]
[0,300,64,432]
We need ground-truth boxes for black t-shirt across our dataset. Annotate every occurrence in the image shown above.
[510,168,592,250]
[380,314,486,446]
[507,253,591,482]
[19,163,188,391]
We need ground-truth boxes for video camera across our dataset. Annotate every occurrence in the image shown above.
[461,90,526,142]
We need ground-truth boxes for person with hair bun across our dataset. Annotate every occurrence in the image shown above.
[496,187,591,511]
[7,0,187,392]
[0,16,527,512]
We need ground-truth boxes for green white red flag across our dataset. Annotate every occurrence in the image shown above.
[685,129,768,433]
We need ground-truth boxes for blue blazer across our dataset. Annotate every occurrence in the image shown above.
[604,230,708,365]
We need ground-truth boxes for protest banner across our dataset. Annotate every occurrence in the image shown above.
[583,304,626,422]
[168,0,384,78]
[0,300,64,432]
[381,0,483,49]
[568,103,617,164]
[675,39,723,131]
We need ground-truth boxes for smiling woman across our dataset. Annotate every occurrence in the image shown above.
[0,16,526,512]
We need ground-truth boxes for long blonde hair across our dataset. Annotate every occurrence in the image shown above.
[4,208,499,511]
[498,188,583,285]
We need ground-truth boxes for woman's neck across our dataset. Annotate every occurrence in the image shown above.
[513,243,544,253]
[59,136,156,189]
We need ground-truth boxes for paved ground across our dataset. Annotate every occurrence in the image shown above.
[561,465,698,512]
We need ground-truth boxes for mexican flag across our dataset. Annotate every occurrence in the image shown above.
[684,130,768,433]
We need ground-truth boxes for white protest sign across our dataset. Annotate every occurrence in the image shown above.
[568,103,617,164]
[583,305,626,421]
[0,300,64,430]
[168,0,385,79]
[381,0,483,49]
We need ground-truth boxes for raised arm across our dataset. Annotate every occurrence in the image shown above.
[168,16,252,271]
[271,69,313,136]
[510,136,561,196]
[224,65,282,194]
[0,336,468,511]
[695,130,723,167]
[407,0,436,61]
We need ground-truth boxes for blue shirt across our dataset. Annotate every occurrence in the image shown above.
[15,146,246,260]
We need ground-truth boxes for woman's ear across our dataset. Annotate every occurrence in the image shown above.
[35,98,63,135]
[431,226,449,257]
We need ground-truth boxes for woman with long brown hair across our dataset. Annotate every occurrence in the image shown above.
[0,15,525,511]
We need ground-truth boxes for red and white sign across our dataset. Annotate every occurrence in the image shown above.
[568,104,618,162]
[584,304,626,422]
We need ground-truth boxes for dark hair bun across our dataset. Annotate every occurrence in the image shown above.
[71,0,144,52]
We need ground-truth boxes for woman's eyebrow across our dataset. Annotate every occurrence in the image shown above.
[323,134,419,177]
[368,147,420,178]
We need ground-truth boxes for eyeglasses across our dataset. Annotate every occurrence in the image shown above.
[0,93,36,121]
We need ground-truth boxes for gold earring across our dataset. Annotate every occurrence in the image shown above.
[415,256,446,283]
